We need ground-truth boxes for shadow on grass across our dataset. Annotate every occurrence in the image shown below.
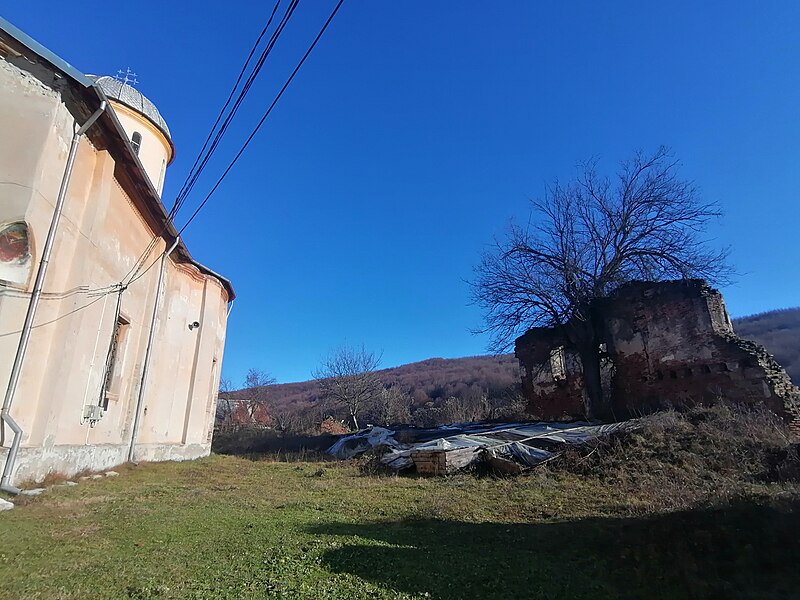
[212,430,339,461]
[309,499,800,600]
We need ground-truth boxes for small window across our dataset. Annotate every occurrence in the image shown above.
[131,132,142,155]
[550,346,567,381]
[101,314,130,409]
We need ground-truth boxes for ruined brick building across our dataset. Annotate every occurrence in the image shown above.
[515,280,800,431]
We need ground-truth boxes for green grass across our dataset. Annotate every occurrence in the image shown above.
[0,453,798,599]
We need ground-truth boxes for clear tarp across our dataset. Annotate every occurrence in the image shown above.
[327,420,633,473]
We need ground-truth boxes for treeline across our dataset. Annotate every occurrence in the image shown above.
[217,355,524,433]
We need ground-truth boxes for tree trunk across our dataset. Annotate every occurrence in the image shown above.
[578,344,606,420]
[350,410,360,431]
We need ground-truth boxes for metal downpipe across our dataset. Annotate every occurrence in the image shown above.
[0,103,106,494]
[127,237,180,463]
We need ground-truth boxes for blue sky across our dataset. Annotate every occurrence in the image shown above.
[5,2,799,384]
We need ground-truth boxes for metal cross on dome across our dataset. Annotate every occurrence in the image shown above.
[114,68,138,87]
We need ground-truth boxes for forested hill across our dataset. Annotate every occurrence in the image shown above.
[733,307,800,382]
[256,354,521,409]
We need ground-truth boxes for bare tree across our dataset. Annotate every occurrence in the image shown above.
[242,368,276,426]
[313,344,382,430]
[471,146,732,417]
[215,376,235,432]
[268,402,298,434]
[371,386,413,426]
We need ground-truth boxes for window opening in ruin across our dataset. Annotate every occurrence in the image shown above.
[550,346,567,381]
[101,314,130,409]
[131,132,142,155]
[722,304,732,329]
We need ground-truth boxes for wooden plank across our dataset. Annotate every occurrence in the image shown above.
[411,447,482,475]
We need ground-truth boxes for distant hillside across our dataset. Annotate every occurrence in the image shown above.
[734,308,800,383]
[222,354,522,431]
[246,354,520,410]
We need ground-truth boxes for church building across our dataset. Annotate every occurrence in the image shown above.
[0,18,234,489]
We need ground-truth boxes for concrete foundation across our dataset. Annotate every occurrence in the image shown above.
[2,442,211,483]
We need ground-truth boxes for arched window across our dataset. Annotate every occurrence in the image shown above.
[131,132,142,155]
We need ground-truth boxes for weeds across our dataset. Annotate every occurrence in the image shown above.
[546,403,800,511]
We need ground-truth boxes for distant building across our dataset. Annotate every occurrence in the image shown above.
[515,280,800,431]
[0,18,234,486]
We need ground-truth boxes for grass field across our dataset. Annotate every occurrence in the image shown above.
[0,449,798,600]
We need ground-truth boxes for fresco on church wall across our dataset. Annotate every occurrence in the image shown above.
[0,221,32,285]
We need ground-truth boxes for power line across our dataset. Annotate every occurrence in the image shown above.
[178,0,346,236]
[23,0,343,323]
[171,0,297,220]
[170,0,283,216]
[0,247,165,340]
[0,293,109,339]
[122,0,300,287]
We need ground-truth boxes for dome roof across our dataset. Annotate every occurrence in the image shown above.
[88,75,171,140]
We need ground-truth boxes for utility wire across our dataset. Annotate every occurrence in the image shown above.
[171,0,297,219]
[0,293,109,339]
[39,0,342,313]
[171,0,283,216]
[0,250,164,340]
[121,0,299,287]
[177,0,346,236]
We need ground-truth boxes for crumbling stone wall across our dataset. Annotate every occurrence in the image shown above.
[516,328,586,420]
[515,280,800,431]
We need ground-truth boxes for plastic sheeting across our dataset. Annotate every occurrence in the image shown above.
[327,420,633,472]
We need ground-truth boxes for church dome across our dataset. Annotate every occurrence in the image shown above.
[88,75,171,141]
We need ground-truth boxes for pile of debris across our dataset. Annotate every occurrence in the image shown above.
[327,420,633,475]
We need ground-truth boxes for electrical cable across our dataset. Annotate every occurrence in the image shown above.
[170,0,283,216]
[171,0,297,219]
[120,0,299,287]
[177,0,345,236]
[31,0,342,319]
[0,2,334,348]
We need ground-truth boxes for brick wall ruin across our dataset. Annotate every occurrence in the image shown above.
[515,280,800,431]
